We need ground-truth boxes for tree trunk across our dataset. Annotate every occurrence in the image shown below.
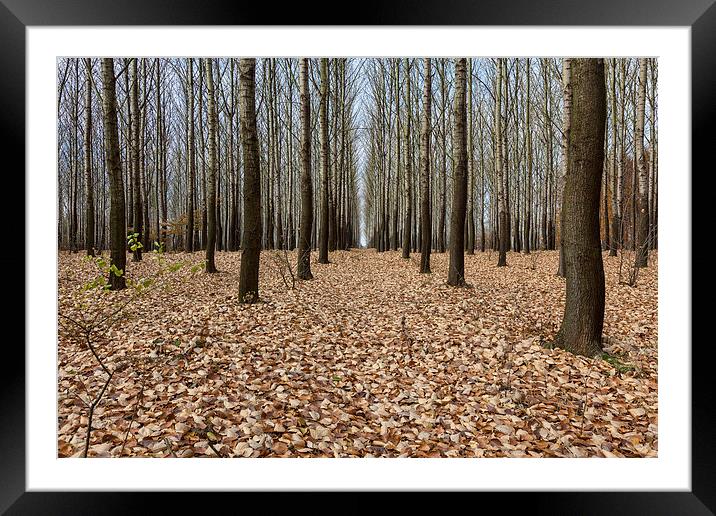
[634,58,649,268]
[318,58,330,264]
[297,58,314,280]
[496,59,508,267]
[609,59,619,256]
[447,58,468,286]
[130,58,143,261]
[204,58,218,273]
[467,58,475,255]
[84,58,95,256]
[557,58,572,277]
[401,59,412,259]
[101,59,126,290]
[238,59,262,303]
[554,58,607,357]
[419,58,432,273]
[186,59,196,253]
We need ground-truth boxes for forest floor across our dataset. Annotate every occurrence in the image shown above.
[58,248,658,458]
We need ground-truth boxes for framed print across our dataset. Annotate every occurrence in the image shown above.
[4,0,710,512]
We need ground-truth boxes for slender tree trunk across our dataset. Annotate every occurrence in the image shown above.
[496,59,508,267]
[318,58,330,264]
[447,58,468,286]
[204,58,218,273]
[609,59,619,256]
[419,58,433,273]
[101,59,126,290]
[557,58,572,277]
[524,58,532,254]
[297,58,314,280]
[554,58,607,357]
[438,60,447,254]
[238,59,262,302]
[84,58,95,256]
[467,58,475,255]
[402,59,413,259]
[634,58,649,268]
[130,59,143,261]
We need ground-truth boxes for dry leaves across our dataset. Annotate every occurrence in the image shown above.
[57,249,657,458]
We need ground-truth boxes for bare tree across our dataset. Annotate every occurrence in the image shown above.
[204,58,218,273]
[447,58,468,286]
[238,58,262,303]
[553,58,607,357]
[318,58,330,264]
[84,58,95,257]
[419,58,433,274]
[297,58,314,280]
[100,58,126,290]
[634,58,649,268]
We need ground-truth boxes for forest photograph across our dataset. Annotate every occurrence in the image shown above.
[56,56,658,459]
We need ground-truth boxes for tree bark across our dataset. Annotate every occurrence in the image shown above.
[297,58,314,280]
[84,58,95,256]
[130,58,143,261]
[496,59,508,267]
[238,59,262,303]
[419,58,432,273]
[401,58,412,259]
[101,59,126,290]
[318,58,330,264]
[204,58,218,273]
[634,58,649,268]
[557,58,572,277]
[447,58,468,286]
[554,58,607,357]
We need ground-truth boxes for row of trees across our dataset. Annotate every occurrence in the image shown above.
[58,58,362,258]
[58,57,656,356]
[361,57,658,271]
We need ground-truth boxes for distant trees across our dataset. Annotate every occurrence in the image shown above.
[554,58,607,357]
[100,58,126,291]
[238,58,261,303]
[60,56,656,335]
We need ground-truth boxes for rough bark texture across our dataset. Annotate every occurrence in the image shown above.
[634,58,649,268]
[84,58,95,257]
[447,58,468,286]
[238,59,262,303]
[297,58,314,280]
[554,58,606,358]
[101,58,126,290]
[419,58,432,274]
[318,58,330,264]
[204,58,218,273]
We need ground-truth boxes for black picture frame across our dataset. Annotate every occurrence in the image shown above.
[4,0,708,513]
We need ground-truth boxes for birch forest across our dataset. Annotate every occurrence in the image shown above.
[58,57,658,459]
